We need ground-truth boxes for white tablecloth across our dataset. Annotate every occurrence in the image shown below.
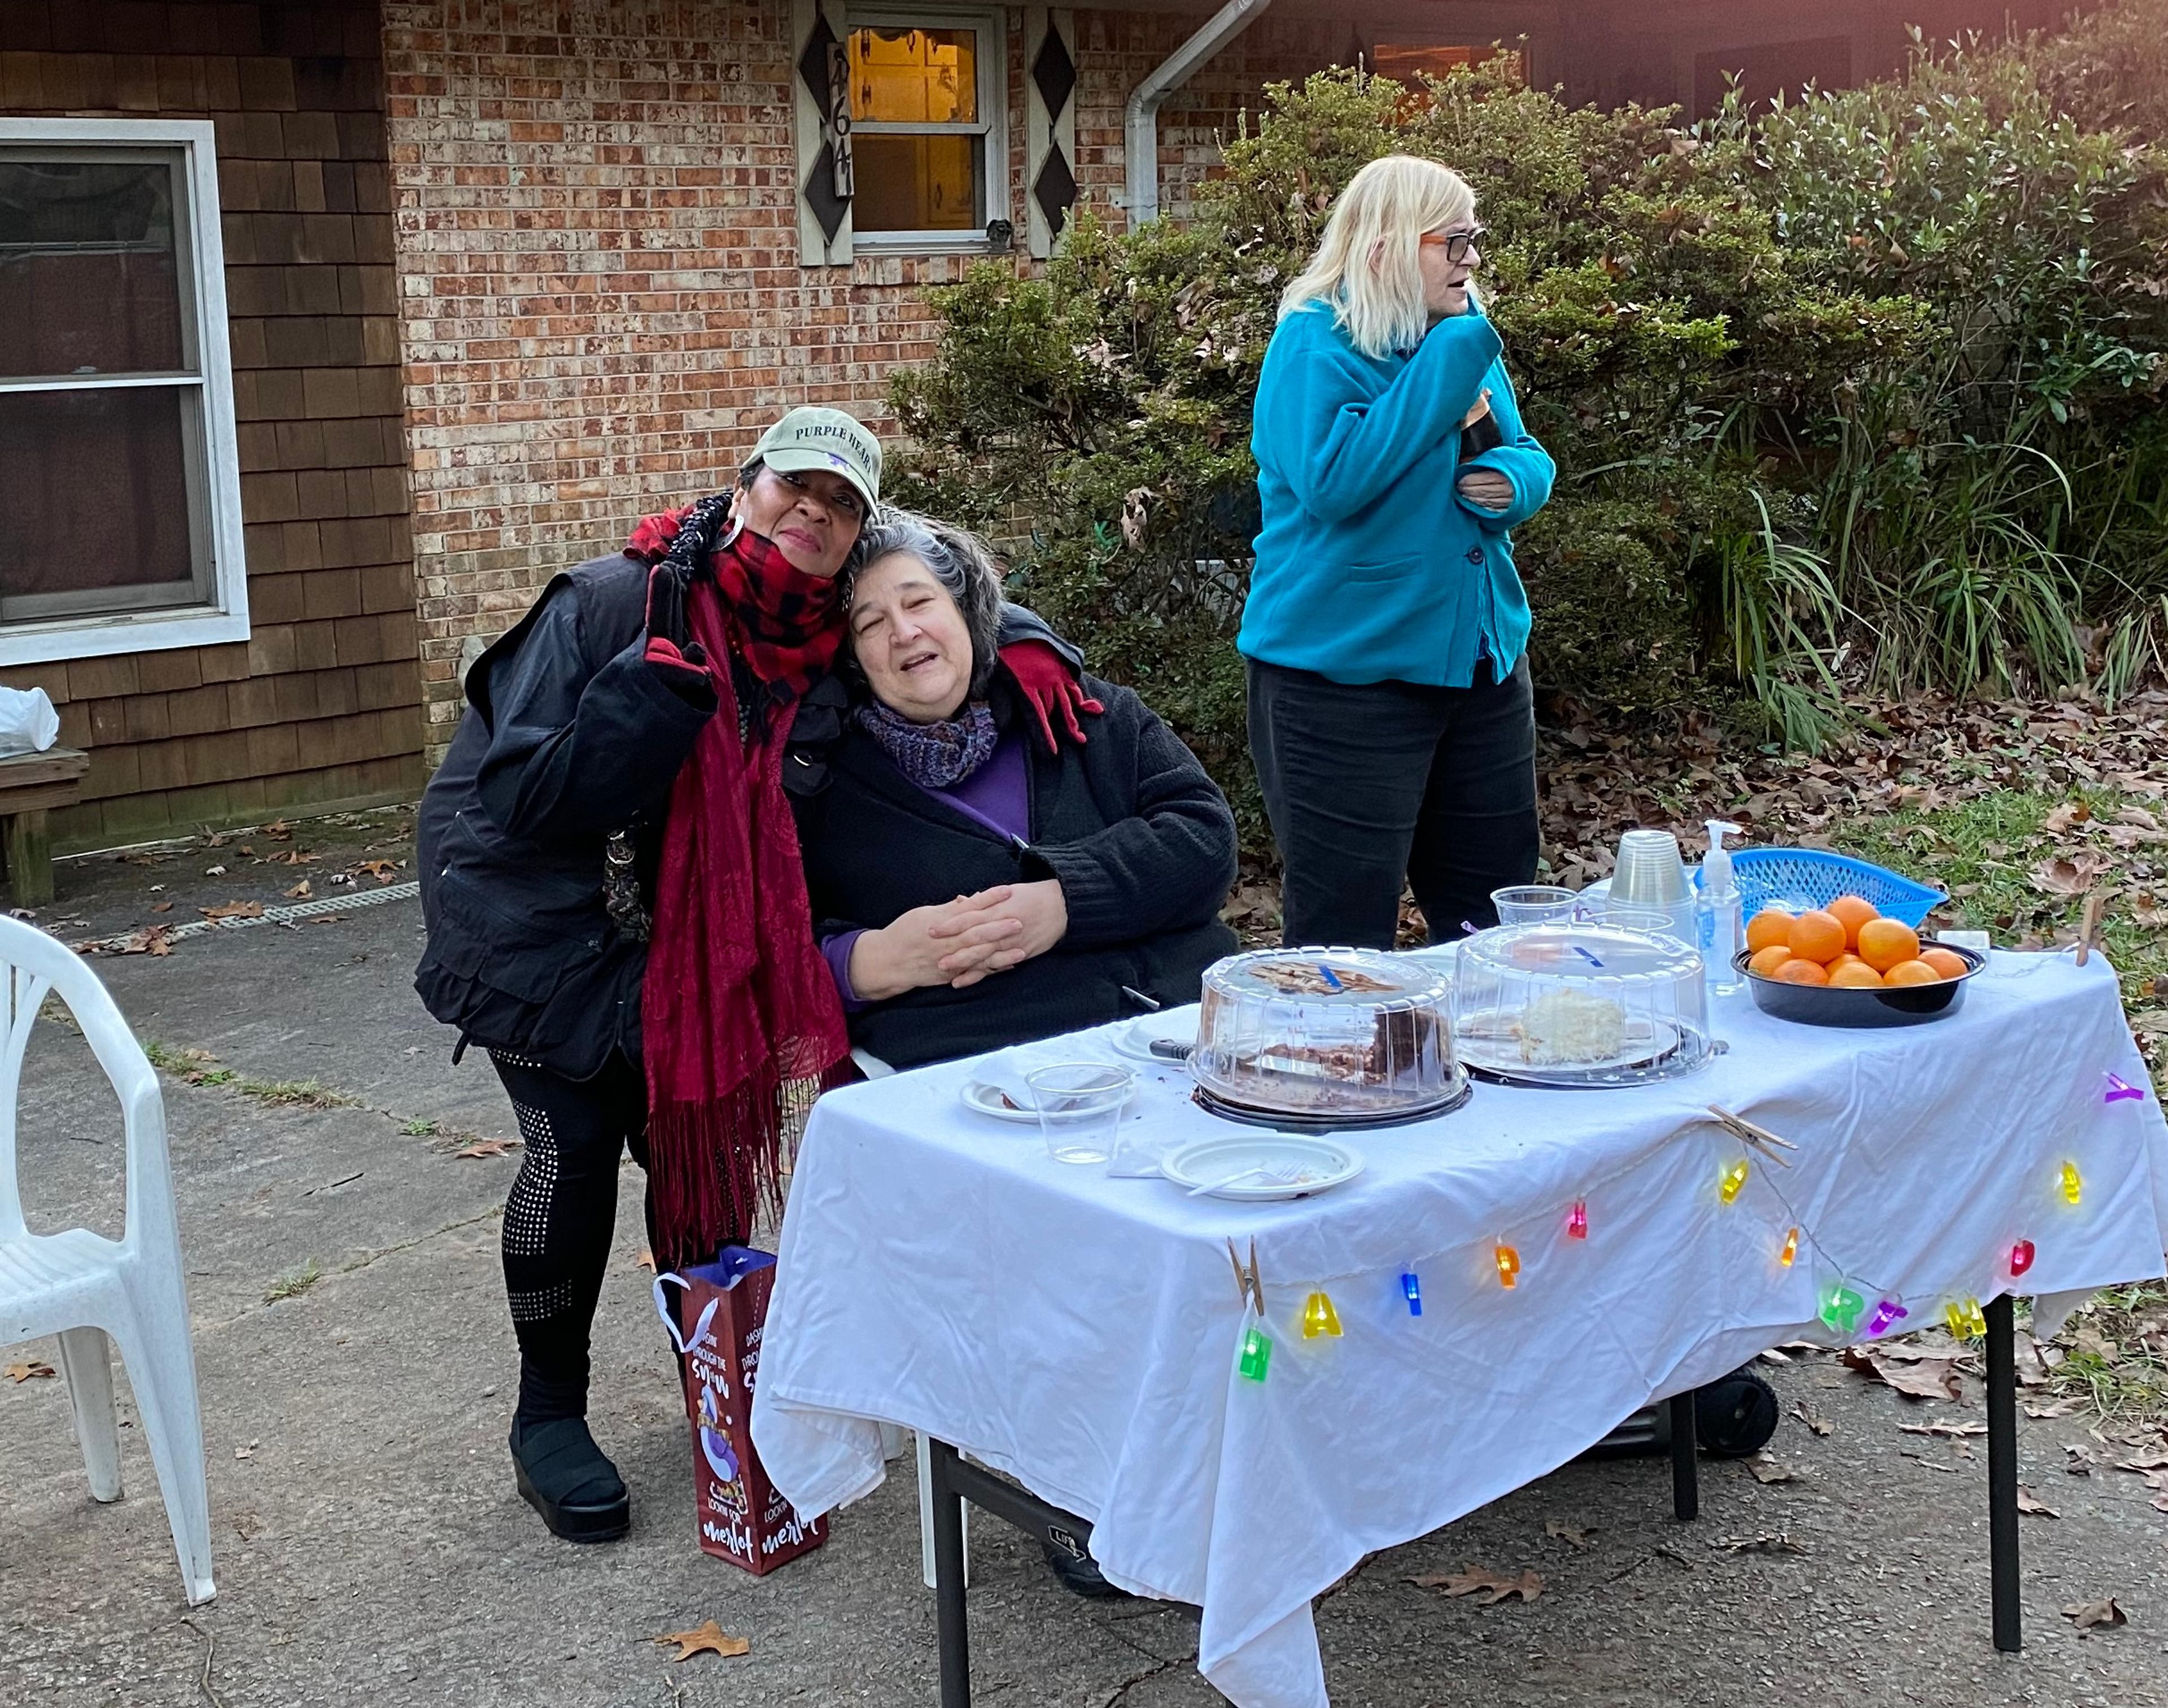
[753,953,2168,1708]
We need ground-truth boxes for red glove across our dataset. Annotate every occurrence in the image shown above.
[1000,639,1103,753]
[644,635,713,704]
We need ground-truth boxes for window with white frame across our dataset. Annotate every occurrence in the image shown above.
[0,119,247,665]
[846,9,1007,245]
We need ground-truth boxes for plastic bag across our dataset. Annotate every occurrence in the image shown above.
[1105,1114,1179,1179]
[0,687,59,758]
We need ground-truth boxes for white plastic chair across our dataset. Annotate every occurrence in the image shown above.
[848,1045,969,1589]
[0,916,213,1605]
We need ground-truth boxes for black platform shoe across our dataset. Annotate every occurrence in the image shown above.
[1042,1536,1133,1599]
[510,1417,631,1543]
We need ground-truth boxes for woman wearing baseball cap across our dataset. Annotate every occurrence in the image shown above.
[414,405,1096,1543]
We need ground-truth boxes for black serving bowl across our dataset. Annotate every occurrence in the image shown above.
[1735,941,1985,1028]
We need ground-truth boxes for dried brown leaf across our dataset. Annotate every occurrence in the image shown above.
[1543,1519,1593,1550]
[1409,1565,1545,1605]
[2017,1486,2060,1518]
[1842,1347,1964,1401]
[2063,1598,2127,1632]
[453,1138,521,1159]
[284,880,312,900]
[1898,1419,1988,1438]
[652,1619,750,1662]
[4,1358,55,1382]
[1711,1532,1807,1556]
[1792,1401,1834,1437]
[1747,1454,1798,1484]
[200,900,265,921]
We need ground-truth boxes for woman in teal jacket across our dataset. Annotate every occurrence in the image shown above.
[1244,153,1554,947]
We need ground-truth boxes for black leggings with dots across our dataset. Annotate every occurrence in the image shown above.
[488,1050,654,1425]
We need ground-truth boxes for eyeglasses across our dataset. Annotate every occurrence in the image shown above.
[1419,226,1487,265]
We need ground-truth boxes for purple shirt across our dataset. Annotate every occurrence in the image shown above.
[820,730,1031,1010]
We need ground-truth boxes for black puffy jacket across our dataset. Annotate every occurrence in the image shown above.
[793,678,1240,1070]
[414,551,1077,1078]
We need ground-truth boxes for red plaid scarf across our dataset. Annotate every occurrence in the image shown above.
[626,495,849,1267]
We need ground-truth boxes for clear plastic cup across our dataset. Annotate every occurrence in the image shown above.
[1026,1064,1134,1165]
[1490,884,1577,925]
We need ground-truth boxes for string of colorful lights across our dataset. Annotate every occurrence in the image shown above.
[1229,1069,2147,1384]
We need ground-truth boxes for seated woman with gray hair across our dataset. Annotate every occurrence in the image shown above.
[792,510,1240,1073]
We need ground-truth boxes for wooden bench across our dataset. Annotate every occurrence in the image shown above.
[0,746,89,906]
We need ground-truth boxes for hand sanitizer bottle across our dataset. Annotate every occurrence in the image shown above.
[1699,819,1746,994]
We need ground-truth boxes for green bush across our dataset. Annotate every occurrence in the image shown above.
[890,2,2168,838]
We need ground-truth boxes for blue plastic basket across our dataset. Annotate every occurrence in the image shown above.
[1718,848,1946,927]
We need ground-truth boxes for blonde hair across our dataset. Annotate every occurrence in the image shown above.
[1278,155,1477,359]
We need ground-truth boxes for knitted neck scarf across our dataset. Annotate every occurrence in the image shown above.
[856,698,1000,789]
[626,493,849,1268]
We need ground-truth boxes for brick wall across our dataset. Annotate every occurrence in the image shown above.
[1073,10,1345,230]
[382,1,1347,760]
[0,0,425,847]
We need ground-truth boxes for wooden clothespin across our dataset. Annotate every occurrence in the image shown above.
[1706,1105,1798,1168]
[2075,892,2105,968]
[1226,1236,1265,1316]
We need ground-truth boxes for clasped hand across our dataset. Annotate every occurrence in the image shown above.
[847,880,1069,1001]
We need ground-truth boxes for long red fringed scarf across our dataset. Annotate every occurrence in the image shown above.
[631,500,850,1269]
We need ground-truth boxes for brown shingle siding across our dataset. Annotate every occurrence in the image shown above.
[5,0,421,849]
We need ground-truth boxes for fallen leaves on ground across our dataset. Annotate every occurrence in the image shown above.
[453,1138,521,1159]
[150,901,172,914]
[2025,1398,2082,1419]
[2064,1598,2128,1633]
[284,880,312,900]
[1543,1519,1593,1550]
[651,1620,750,1662]
[634,1248,656,1272]
[80,923,174,957]
[1408,1565,1545,1605]
[2017,1486,2061,1518]
[1842,1346,1964,1401]
[1898,1419,1988,1438]
[1792,1401,1834,1436]
[4,1359,55,1382]
[200,900,264,921]
[1747,1454,1798,1484]
[1711,1532,1807,1556]
[234,1440,257,1460]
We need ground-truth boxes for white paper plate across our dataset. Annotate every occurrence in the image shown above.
[1161,1134,1362,1202]
[961,1078,1137,1124]
[1109,1014,1197,1065]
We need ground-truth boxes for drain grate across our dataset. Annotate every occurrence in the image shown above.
[75,878,421,954]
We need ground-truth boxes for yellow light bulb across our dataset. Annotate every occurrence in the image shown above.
[1494,1243,1520,1288]
[1779,1226,1800,1268]
[2061,1161,2083,1206]
[1719,1158,1750,1204]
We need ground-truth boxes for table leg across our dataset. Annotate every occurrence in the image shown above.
[1668,1391,1699,1521]
[928,1439,972,1708]
[1985,1294,2022,1653]
[6,809,51,906]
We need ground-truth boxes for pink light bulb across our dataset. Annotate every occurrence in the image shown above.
[2009,1239,2036,1277]
[1567,1199,1588,1240]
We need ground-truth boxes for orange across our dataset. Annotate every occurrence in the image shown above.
[1773,958,1831,986]
[1745,909,1794,955]
[1918,946,1969,980]
[1856,918,1921,973]
[1883,959,1940,986]
[1748,944,1796,978]
[1826,953,1871,977]
[1826,894,1878,950]
[1828,962,1886,988]
[1787,910,1848,966]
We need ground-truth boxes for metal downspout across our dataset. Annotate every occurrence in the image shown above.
[1122,0,1277,225]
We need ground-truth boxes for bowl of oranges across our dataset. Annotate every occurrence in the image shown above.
[1736,895,1983,1027]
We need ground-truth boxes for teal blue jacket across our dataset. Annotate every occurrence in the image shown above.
[1241,300,1554,686]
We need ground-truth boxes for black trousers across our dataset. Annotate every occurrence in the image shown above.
[488,1049,654,1424]
[1247,654,1540,949]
